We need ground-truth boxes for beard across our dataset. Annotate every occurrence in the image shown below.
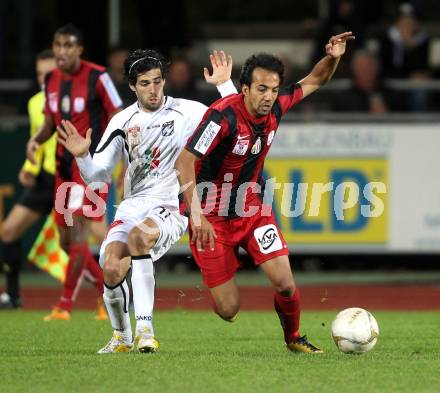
[139,96,163,112]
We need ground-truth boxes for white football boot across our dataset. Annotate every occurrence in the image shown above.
[134,327,160,353]
[97,331,133,354]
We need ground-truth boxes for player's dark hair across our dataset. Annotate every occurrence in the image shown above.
[124,49,169,85]
[239,53,284,86]
[55,23,83,45]
[36,49,54,61]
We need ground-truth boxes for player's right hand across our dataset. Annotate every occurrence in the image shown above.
[26,139,40,164]
[18,170,36,187]
[190,213,217,251]
[57,119,91,158]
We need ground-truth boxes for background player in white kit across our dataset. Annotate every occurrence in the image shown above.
[57,49,236,353]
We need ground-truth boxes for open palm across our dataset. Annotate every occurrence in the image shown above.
[326,32,355,58]
[57,119,91,158]
[204,50,233,86]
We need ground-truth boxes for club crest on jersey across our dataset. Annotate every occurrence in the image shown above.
[267,130,275,146]
[49,92,58,113]
[127,125,141,148]
[61,95,70,114]
[161,120,175,136]
[74,97,85,113]
[232,138,249,155]
[251,137,262,154]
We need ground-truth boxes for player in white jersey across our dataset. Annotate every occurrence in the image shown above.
[57,49,237,353]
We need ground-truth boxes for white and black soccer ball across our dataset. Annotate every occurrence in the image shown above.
[331,307,379,354]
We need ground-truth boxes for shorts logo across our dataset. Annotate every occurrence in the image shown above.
[74,97,85,113]
[232,139,249,155]
[267,130,275,146]
[194,121,221,155]
[254,224,283,254]
[251,137,262,154]
[161,120,175,136]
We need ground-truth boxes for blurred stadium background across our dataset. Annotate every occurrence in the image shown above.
[1,0,440,309]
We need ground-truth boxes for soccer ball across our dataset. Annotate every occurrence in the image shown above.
[331,307,379,354]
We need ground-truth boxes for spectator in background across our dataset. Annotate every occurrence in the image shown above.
[378,2,431,111]
[333,49,401,113]
[107,47,132,107]
[166,56,212,105]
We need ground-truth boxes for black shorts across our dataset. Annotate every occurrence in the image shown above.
[17,170,54,215]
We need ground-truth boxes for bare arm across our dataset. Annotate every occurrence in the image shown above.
[175,149,216,251]
[299,31,355,98]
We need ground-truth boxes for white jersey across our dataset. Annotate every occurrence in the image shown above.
[76,81,236,210]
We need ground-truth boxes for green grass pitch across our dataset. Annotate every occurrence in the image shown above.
[0,310,439,393]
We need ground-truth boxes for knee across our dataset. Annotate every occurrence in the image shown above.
[127,226,157,256]
[215,300,240,322]
[273,279,296,297]
[103,255,124,287]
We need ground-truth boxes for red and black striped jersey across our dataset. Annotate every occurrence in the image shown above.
[44,60,122,180]
[185,83,303,218]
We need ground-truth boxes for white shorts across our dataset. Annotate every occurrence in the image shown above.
[99,197,188,266]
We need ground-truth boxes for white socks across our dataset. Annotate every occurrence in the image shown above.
[131,255,155,335]
[103,280,132,342]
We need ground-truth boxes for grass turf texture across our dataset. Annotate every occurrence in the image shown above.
[0,311,439,393]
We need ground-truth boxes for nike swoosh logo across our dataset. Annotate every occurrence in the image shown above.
[237,135,248,140]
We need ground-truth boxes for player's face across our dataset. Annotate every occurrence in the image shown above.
[130,68,165,112]
[243,68,280,117]
[36,58,56,89]
[52,33,83,73]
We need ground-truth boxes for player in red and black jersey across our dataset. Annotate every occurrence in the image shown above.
[26,24,123,321]
[176,32,355,353]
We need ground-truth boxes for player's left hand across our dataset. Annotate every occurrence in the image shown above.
[325,32,355,58]
[204,50,233,86]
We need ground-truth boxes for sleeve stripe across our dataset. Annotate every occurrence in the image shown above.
[99,72,123,108]
[94,129,125,154]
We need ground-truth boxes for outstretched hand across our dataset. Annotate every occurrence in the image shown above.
[204,50,233,86]
[325,31,355,58]
[57,119,91,158]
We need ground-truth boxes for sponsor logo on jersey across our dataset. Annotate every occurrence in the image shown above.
[194,121,221,155]
[254,224,283,254]
[232,138,249,155]
[267,130,275,146]
[251,137,262,154]
[61,95,70,114]
[161,120,175,136]
[73,97,85,113]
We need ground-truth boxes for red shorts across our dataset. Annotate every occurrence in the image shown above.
[190,212,289,288]
[54,174,108,227]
